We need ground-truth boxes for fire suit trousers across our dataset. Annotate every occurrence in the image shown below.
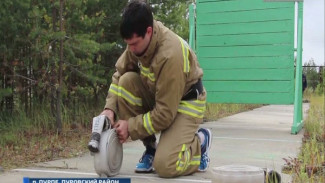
[116,72,206,178]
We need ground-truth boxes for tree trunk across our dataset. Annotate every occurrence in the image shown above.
[50,1,57,121]
[29,46,33,115]
[56,0,64,134]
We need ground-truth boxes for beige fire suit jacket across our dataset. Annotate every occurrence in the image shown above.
[105,20,204,140]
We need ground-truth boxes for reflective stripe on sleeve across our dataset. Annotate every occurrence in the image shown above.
[143,112,156,135]
[177,99,206,118]
[139,65,155,82]
[109,84,142,106]
[109,83,119,96]
[177,36,190,73]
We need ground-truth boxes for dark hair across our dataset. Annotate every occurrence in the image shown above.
[120,0,153,39]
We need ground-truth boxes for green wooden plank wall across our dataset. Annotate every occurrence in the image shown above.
[196,0,295,104]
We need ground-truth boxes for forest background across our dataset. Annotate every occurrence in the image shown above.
[0,0,323,170]
[0,0,201,169]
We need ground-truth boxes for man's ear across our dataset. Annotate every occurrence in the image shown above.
[147,27,153,35]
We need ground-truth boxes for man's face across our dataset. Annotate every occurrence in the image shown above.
[124,27,152,56]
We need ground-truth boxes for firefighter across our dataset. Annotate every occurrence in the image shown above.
[88,0,212,178]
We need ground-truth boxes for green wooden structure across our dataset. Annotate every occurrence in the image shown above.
[189,0,304,134]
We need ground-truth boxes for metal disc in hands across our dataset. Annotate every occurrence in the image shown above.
[94,128,123,177]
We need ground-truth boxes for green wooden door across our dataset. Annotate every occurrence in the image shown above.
[196,0,295,104]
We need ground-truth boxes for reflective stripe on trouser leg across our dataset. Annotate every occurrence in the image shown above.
[153,113,202,178]
[115,72,157,151]
[114,72,155,121]
[176,144,200,172]
[109,84,142,106]
[153,90,206,177]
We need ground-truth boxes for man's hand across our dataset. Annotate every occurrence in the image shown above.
[100,109,115,126]
[115,120,129,143]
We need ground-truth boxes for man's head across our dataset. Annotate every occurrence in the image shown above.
[120,0,153,56]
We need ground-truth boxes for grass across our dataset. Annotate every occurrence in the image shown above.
[0,100,261,170]
[303,87,315,103]
[0,101,102,170]
[283,93,325,183]
[204,103,262,121]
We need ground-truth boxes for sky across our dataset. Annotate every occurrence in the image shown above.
[303,0,324,66]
